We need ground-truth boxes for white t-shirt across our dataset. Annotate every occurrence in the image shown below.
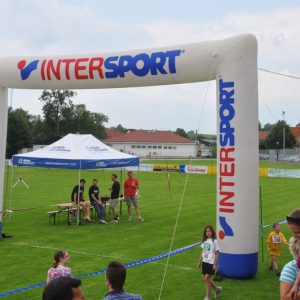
[201,238,220,264]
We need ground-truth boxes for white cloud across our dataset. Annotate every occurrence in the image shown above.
[1,1,300,132]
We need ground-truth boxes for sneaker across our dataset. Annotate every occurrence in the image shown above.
[214,286,222,298]
[204,297,210,300]
[275,270,281,276]
[128,215,132,221]
[138,216,144,221]
[99,219,108,224]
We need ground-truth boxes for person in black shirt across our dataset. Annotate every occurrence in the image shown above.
[89,179,107,224]
[71,179,91,222]
[109,174,120,223]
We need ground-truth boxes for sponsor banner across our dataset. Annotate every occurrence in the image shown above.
[153,164,179,172]
[106,164,153,172]
[268,168,300,179]
[207,165,217,175]
[259,168,268,177]
[179,165,208,174]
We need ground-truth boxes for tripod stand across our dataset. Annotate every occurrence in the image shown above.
[12,172,29,189]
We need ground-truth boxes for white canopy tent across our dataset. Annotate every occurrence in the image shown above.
[12,133,139,169]
[10,133,139,224]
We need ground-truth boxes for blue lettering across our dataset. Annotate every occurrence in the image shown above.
[131,53,150,76]
[166,50,181,73]
[104,56,119,78]
[219,79,235,147]
[104,50,181,78]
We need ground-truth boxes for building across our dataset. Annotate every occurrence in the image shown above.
[259,124,300,148]
[103,130,197,158]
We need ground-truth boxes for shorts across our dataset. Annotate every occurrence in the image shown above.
[109,198,118,209]
[125,196,138,208]
[202,262,214,275]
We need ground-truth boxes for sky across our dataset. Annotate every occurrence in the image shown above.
[0,0,300,134]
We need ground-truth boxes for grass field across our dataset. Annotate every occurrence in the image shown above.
[0,160,300,299]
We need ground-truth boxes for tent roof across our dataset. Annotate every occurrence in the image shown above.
[12,134,139,169]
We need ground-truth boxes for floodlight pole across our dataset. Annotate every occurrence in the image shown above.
[282,111,286,157]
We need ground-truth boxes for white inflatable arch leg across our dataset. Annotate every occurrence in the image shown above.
[0,34,258,277]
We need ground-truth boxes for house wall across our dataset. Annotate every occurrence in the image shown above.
[106,142,197,158]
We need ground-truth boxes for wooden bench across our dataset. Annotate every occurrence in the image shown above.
[47,210,60,225]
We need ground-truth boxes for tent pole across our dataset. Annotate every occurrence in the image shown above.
[9,163,14,220]
[120,167,123,215]
[77,161,82,226]
[0,88,8,238]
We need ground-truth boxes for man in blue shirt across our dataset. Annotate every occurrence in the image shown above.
[103,261,143,300]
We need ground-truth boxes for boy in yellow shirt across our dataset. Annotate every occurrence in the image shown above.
[267,223,289,276]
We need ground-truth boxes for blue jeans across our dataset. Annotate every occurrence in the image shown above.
[91,200,106,221]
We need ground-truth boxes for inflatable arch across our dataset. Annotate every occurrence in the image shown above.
[0,34,258,278]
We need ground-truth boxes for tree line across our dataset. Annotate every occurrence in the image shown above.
[7,90,108,158]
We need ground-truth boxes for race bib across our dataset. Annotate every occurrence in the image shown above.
[203,242,211,251]
[272,235,281,244]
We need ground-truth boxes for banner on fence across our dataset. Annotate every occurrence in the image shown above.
[179,165,208,174]
[268,168,300,179]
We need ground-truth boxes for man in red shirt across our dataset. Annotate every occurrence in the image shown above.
[124,171,143,221]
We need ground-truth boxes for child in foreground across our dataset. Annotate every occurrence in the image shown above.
[198,225,222,300]
[47,250,72,283]
[267,223,288,276]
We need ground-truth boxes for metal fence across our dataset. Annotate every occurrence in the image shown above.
[259,149,300,163]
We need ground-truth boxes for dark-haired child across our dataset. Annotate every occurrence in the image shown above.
[198,225,222,300]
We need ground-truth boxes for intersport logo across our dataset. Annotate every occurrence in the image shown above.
[17,50,182,81]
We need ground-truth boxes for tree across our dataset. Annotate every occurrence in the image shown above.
[262,123,273,131]
[266,121,296,149]
[39,90,108,139]
[176,128,188,138]
[7,107,32,158]
[115,124,128,133]
[39,89,76,137]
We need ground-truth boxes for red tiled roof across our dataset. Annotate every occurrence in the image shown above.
[291,127,300,138]
[104,130,195,144]
[259,131,269,140]
[105,129,125,139]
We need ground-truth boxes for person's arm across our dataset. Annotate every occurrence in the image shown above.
[280,281,300,300]
[214,250,219,271]
[73,192,77,203]
[134,179,139,188]
[198,252,203,268]
[282,234,290,247]
[290,273,300,300]
[46,270,51,284]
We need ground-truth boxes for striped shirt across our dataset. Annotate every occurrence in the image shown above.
[103,289,143,300]
[280,260,299,286]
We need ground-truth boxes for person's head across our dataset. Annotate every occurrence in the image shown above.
[289,237,300,260]
[287,209,300,239]
[105,261,126,292]
[112,174,118,182]
[202,225,216,241]
[127,171,133,178]
[42,277,84,300]
[92,179,98,186]
[52,251,70,268]
[79,179,86,187]
[273,223,281,233]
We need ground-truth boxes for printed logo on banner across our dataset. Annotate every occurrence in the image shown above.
[218,78,235,240]
[85,146,107,152]
[49,146,71,152]
[17,60,39,80]
[17,50,182,81]
[17,158,35,166]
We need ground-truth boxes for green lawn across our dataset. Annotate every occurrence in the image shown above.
[0,163,300,299]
